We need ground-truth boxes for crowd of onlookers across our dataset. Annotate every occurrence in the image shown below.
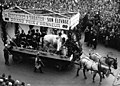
[83,12,120,51]
[0,0,120,23]
[0,0,120,51]
[0,73,31,86]
[0,0,119,18]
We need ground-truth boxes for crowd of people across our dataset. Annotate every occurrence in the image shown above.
[1,0,119,18]
[0,73,31,86]
[98,22,120,50]
[0,0,120,49]
[1,0,120,47]
[12,26,45,50]
[83,12,120,50]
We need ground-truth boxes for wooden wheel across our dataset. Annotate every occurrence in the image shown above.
[12,54,23,63]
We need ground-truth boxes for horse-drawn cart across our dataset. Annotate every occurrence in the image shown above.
[8,46,74,69]
[2,6,82,70]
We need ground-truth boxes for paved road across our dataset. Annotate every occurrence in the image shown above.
[0,25,120,86]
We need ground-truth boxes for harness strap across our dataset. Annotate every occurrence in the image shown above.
[98,58,103,73]
[90,61,95,70]
[82,57,91,68]
[83,58,95,72]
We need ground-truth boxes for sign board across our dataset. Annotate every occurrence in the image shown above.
[2,11,70,30]
[70,12,80,29]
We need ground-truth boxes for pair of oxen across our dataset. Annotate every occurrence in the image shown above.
[76,52,118,84]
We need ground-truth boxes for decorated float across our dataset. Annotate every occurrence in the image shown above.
[1,5,82,70]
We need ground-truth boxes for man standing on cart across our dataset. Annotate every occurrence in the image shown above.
[40,27,46,48]
[34,53,44,73]
[56,32,62,55]
[35,29,41,49]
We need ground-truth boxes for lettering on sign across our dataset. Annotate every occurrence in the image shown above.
[3,13,8,17]
[47,18,54,22]
[10,18,24,23]
[4,17,68,29]
[2,11,70,30]
[3,12,69,24]
[55,18,69,24]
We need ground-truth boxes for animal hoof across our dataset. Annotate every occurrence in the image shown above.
[84,77,87,79]
[92,81,95,83]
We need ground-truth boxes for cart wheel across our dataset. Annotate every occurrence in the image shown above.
[56,65,62,71]
[12,55,18,63]
[12,54,23,63]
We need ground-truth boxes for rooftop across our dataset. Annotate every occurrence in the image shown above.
[4,6,78,18]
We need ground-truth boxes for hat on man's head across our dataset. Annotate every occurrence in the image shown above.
[2,73,5,77]
[27,84,31,86]
[36,52,40,56]
[8,82,12,86]
[5,44,8,47]
[8,75,11,79]
[15,80,20,83]
[58,32,62,36]
[36,29,39,31]
[0,79,3,83]
[21,82,25,86]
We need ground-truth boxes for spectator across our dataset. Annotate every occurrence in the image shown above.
[1,0,120,52]
[0,73,30,86]
[3,44,10,65]
[84,26,90,44]
[6,75,15,85]
[21,82,25,86]
[0,73,6,82]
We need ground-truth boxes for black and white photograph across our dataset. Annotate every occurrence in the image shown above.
[0,0,120,86]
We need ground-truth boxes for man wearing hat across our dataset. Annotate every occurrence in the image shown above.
[27,84,31,86]
[0,73,6,82]
[8,82,12,86]
[6,75,15,85]
[0,79,4,85]
[3,44,10,65]
[21,82,25,86]
[34,53,44,73]
[14,80,21,86]
[35,29,41,49]
[56,32,62,55]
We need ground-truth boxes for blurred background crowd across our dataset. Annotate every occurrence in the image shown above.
[0,0,119,18]
[0,0,120,48]
[0,0,120,85]
[0,73,31,86]
[0,0,120,50]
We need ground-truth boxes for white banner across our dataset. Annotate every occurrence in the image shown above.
[70,12,80,29]
[2,11,70,30]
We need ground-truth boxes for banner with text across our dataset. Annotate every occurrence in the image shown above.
[70,12,80,29]
[2,11,70,30]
